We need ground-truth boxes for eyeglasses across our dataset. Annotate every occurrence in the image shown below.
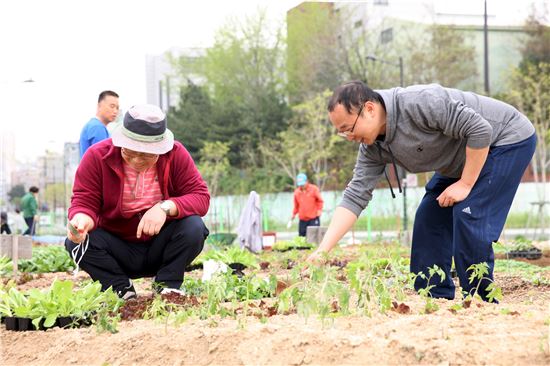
[121,148,159,161]
[337,104,364,139]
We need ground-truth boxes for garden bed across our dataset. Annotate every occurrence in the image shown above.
[1,243,549,365]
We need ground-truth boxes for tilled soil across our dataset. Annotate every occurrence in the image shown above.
[1,270,550,365]
[2,243,550,365]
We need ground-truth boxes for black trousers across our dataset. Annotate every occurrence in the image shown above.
[1,223,11,234]
[298,217,320,237]
[65,215,208,293]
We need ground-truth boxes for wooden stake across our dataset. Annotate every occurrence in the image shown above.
[12,235,18,278]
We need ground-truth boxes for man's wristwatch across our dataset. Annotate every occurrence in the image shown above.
[159,200,172,216]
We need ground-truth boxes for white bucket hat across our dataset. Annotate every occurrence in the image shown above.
[111,104,174,154]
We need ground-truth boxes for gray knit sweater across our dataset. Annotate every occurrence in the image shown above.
[340,84,535,217]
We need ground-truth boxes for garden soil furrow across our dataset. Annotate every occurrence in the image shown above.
[1,291,549,365]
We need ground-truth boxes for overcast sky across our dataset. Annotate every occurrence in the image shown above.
[0,0,547,162]
[0,0,300,162]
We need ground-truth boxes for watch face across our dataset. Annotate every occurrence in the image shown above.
[160,201,170,213]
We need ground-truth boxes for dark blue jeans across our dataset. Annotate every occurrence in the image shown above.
[23,217,35,235]
[411,134,536,301]
[298,217,320,237]
[65,215,208,293]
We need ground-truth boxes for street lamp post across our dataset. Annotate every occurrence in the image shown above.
[483,0,490,94]
[366,55,409,243]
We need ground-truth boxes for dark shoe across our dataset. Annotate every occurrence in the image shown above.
[118,279,137,300]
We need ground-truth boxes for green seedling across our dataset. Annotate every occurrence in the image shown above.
[0,256,11,276]
[277,265,350,325]
[414,265,446,314]
[465,262,503,303]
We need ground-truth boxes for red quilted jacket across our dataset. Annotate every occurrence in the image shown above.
[69,139,210,242]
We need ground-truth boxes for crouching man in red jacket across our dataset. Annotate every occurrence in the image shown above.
[66,104,210,300]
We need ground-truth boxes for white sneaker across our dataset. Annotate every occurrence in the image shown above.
[160,288,185,296]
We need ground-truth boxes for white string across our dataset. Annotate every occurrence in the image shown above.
[71,234,89,277]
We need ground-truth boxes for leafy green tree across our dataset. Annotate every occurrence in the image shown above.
[44,183,67,211]
[506,11,550,204]
[520,12,550,69]
[198,141,230,200]
[286,2,343,102]
[198,141,231,233]
[168,82,212,161]
[336,11,407,89]
[506,62,550,200]
[260,90,339,191]
[8,184,25,204]
[193,10,290,166]
[406,24,478,89]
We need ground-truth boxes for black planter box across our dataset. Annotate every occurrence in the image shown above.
[5,317,17,331]
[3,315,92,331]
[34,318,47,331]
[57,316,78,328]
[507,247,542,260]
[17,317,33,331]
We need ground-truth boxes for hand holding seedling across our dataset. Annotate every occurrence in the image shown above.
[436,179,472,207]
[306,249,325,264]
[67,213,94,243]
[137,203,167,238]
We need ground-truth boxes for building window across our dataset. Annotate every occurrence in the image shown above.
[380,28,393,44]
[374,0,389,5]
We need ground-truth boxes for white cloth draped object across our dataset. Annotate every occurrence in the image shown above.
[236,191,263,253]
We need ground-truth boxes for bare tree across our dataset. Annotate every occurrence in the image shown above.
[260,90,337,191]
[507,62,550,204]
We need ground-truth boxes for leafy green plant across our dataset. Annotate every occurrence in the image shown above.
[0,279,121,330]
[184,271,277,320]
[492,241,508,254]
[144,296,175,320]
[464,262,503,303]
[191,246,259,269]
[277,265,350,324]
[18,245,74,273]
[94,305,120,334]
[181,277,204,296]
[0,286,27,318]
[272,236,314,251]
[509,237,534,252]
[414,265,446,314]
[495,259,550,285]
[346,253,411,316]
[0,256,12,276]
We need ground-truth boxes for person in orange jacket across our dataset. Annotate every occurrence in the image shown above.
[290,173,324,237]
